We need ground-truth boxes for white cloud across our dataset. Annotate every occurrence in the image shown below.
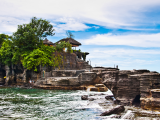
[80,33,160,47]
[86,47,160,60]
[53,18,90,33]
[1,0,160,34]
[1,0,160,72]
[84,47,160,71]
[0,16,30,34]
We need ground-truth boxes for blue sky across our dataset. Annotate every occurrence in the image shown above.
[1,0,160,72]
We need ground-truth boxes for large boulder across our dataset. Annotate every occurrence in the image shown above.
[81,95,88,100]
[105,95,114,101]
[100,105,125,116]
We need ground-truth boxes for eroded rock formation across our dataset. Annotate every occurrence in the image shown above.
[97,67,160,111]
[100,105,125,116]
[34,70,101,90]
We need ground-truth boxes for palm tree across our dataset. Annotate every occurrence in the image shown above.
[66,31,74,38]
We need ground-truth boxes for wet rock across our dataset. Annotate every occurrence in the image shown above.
[95,84,105,87]
[110,115,121,118]
[89,93,106,96]
[90,87,98,91]
[121,110,135,119]
[98,87,108,92]
[100,105,125,116]
[105,95,114,100]
[89,94,95,96]
[88,98,95,101]
[89,86,108,92]
[81,95,88,100]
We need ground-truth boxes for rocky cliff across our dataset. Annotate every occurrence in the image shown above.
[94,67,160,111]
[34,70,102,90]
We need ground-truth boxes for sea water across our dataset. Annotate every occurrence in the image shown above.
[0,87,160,120]
[0,87,114,120]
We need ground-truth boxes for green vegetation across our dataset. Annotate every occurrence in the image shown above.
[0,17,73,71]
[0,39,13,66]
[73,49,81,52]
[12,17,55,53]
[0,34,11,46]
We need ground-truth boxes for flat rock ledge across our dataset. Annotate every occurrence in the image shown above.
[34,71,101,90]
[34,84,87,90]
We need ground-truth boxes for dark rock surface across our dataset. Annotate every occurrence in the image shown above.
[81,95,88,100]
[99,67,160,111]
[105,95,114,101]
[100,105,125,116]
[88,98,95,101]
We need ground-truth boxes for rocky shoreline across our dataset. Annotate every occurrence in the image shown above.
[1,66,160,113]
[81,92,160,119]
[1,84,160,119]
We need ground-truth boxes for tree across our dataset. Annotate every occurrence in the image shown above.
[0,17,73,72]
[21,41,72,71]
[0,39,13,66]
[66,31,74,38]
[11,17,55,65]
[12,17,55,53]
[0,34,11,47]
[55,41,73,53]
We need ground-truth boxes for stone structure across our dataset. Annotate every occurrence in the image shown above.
[0,51,91,86]
[34,70,101,90]
[0,37,91,85]
[73,51,89,61]
[57,52,86,70]
[43,38,54,46]
[54,38,90,62]
[54,38,81,47]
[98,67,160,111]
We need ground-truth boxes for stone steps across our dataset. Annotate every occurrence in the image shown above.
[76,58,92,70]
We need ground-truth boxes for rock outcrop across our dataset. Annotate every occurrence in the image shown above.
[100,105,125,116]
[88,84,108,92]
[99,67,160,111]
[0,52,92,86]
[0,68,5,85]
[81,95,88,100]
[34,70,101,90]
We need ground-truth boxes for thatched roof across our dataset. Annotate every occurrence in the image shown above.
[55,38,81,46]
[43,38,54,45]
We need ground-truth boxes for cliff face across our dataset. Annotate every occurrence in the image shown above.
[0,52,89,85]
[34,71,101,90]
[54,52,87,70]
[99,67,160,111]
[0,64,5,85]
[139,73,160,111]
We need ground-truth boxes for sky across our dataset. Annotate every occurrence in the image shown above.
[1,0,160,72]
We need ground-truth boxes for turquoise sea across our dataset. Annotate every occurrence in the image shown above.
[0,87,114,120]
[0,87,160,120]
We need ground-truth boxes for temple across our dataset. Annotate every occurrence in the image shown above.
[43,38,89,61]
[0,37,92,85]
[54,37,81,47]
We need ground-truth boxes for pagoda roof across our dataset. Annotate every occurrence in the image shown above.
[55,38,81,46]
[43,38,54,45]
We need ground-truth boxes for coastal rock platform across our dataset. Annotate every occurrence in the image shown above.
[34,71,102,90]
[93,67,160,111]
